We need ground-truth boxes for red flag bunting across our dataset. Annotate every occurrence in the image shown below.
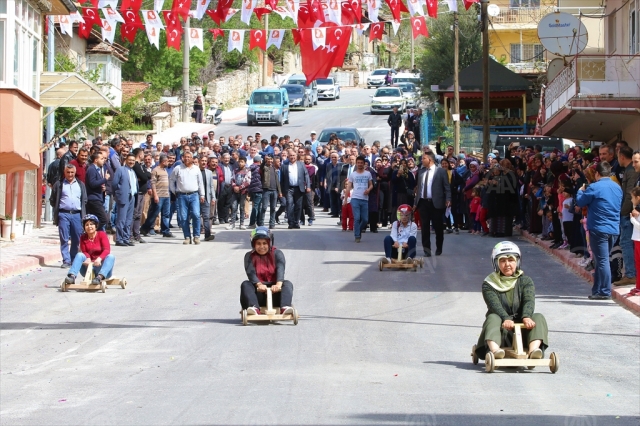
[301,26,352,85]
[411,16,428,39]
[369,22,384,42]
[426,0,437,18]
[291,28,304,45]
[266,0,278,9]
[209,28,225,39]
[463,0,479,9]
[384,0,408,21]
[171,0,192,21]
[254,7,272,21]
[82,7,103,28]
[167,27,183,50]
[343,0,362,24]
[163,10,181,31]
[249,29,267,50]
[206,0,233,25]
[121,0,143,11]
[78,21,92,38]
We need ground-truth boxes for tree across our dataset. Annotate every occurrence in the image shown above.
[416,4,482,91]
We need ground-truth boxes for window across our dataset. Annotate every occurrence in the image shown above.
[0,21,4,82]
[510,43,543,63]
[509,0,540,8]
[631,4,638,55]
[5,0,41,99]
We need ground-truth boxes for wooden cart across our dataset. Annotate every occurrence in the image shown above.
[240,287,298,326]
[471,323,559,373]
[378,247,424,272]
[60,264,127,293]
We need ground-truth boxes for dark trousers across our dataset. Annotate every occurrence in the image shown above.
[390,126,400,147]
[260,189,278,227]
[58,211,82,264]
[249,191,263,226]
[384,235,417,259]
[301,190,315,222]
[217,186,233,223]
[132,194,143,239]
[369,211,379,232]
[86,199,109,230]
[286,187,304,227]
[240,280,294,309]
[200,201,211,238]
[329,188,340,216]
[418,198,444,253]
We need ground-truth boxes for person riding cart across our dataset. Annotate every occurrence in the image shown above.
[382,204,418,265]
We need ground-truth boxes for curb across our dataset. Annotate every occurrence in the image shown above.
[522,230,640,315]
[0,248,62,279]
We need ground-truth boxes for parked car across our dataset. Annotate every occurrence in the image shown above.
[282,84,310,109]
[395,82,420,108]
[366,68,396,89]
[246,86,290,126]
[392,72,422,86]
[316,77,340,100]
[370,87,405,114]
[317,127,365,145]
[285,74,318,106]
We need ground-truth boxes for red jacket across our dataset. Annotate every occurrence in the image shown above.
[80,231,110,261]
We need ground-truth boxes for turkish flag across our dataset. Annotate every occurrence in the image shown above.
[384,0,409,22]
[254,7,272,21]
[87,0,99,7]
[82,7,103,28]
[266,0,278,8]
[121,9,143,42]
[78,21,92,39]
[172,0,192,21]
[343,0,361,23]
[291,28,304,45]
[163,10,181,32]
[249,29,267,50]
[411,16,428,39]
[369,22,384,42]
[463,0,479,9]
[301,26,352,85]
[307,0,325,25]
[209,28,225,39]
[167,27,183,50]
[426,0,437,18]
[206,0,233,24]
[121,0,143,11]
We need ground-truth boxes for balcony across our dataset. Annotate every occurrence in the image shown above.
[541,55,640,141]
[490,5,556,30]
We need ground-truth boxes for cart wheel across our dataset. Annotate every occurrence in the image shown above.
[471,345,478,365]
[241,310,248,326]
[485,351,495,373]
[121,278,127,289]
[60,281,66,292]
[101,281,106,293]
[293,308,299,325]
[549,352,559,374]
[378,260,383,271]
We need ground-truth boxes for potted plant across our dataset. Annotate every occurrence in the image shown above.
[1,215,14,239]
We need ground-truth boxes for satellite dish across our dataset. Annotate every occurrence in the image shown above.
[538,12,588,56]
[488,4,500,17]
[547,58,565,81]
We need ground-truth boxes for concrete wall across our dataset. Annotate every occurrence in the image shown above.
[489,29,542,63]
[618,119,640,150]
[205,68,263,109]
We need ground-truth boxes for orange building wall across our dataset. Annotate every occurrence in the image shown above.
[0,89,42,175]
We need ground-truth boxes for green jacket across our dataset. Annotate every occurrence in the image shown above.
[482,275,535,322]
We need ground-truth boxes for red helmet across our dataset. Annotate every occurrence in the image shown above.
[397,204,413,222]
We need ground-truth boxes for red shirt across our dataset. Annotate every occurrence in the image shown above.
[69,159,87,183]
[80,231,110,261]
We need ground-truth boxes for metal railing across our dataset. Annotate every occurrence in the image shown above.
[491,5,555,25]
[544,55,640,120]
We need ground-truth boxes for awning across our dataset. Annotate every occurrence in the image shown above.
[39,72,115,109]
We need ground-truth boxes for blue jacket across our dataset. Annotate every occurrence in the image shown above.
[111,166,134,205]
[85,163,107,202]
[576,177,622,234]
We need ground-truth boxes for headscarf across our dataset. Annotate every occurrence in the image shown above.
[484,255,523,292]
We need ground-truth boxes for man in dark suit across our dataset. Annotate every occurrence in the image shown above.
[111,153,138,246]
[84,150,109,230]
[280,150,311,229]
[414,151,451,256]
[387,106,402,148]
[324,152,343,217]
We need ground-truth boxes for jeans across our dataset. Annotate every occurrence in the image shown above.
[58,212,83,264]
[142,197,171,235]
[177,192,201,238]
[68,253,115,279]
[249,192,263,226]
[351,198,369,239]
[260,189,278,227]
[200,200,211,238]
[590,229,617,297]
[619,216,636,278]
[115,196,134,243]
[384,235,417,260]
[230,192,247,226]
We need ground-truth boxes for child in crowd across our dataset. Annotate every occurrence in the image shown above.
[628,187,640,296]
[469,187,482,234]
[227,156,251,230]
[561,186,575,251]
[538,185,551,240]
[341,178,353,231]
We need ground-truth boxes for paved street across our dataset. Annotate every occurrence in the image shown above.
[1,91,639,425]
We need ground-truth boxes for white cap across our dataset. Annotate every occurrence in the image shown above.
[310,130,317,134]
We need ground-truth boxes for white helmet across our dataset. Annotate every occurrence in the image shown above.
[491,241,521,272]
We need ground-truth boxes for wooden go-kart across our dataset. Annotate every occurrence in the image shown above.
[378,246,424,272]
[240,287,299,326]
[60,264,127,293]
[471,323,559,373]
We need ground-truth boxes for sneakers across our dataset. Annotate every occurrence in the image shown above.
[585,261,595,272]
[148,230,156,236]
[493,349,505,359]
[588,294,611,300]
[246,306,261,315]
[183,238,191,245]
[381,257,391,264]
[163,232,175,238]
[558,242,568,250]
[61,263,71,268]
[64,275,76,284]
[91,275,103,285]
[355,237,361,243]
[193,237,200,245]
[204,235,216,241]
[226,224,235,230]
[578,258,590,267]
[281,306,294,315]
[445,228,453,234]
[239,225,246,230]
[454,228,459,234]
[308,220,313,226]
[528,348,543,359]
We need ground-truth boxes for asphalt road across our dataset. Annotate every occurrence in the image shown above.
[1,93,639,425]
[214,87,395,146]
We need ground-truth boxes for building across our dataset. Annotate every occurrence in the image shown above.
[0,0,76,234]
[540,0,640,147]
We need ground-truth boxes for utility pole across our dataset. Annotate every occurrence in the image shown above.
[262,13,269,86]
[182,17,190,122]
[45,16,55,222]
[453,11,460,155]
[481,0,490,159]
[410,30,414,68]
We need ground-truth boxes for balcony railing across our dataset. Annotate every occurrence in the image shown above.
[491,5,555,25]
[544,55,640,120]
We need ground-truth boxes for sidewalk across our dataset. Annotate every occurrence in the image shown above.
[0,224,62,279]
[521,230,640,315]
